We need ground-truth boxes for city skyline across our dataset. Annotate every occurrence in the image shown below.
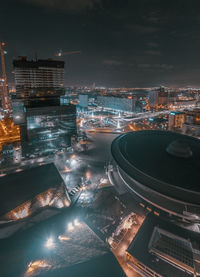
[2,0,200,87]
[1,2,200,276]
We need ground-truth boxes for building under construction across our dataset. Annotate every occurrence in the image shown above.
[13,56,65,101]
[0,42,12,114]
[0,42,21,157]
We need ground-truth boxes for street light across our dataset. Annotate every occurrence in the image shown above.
[45,237,55,249]
[71,159,77,166]
[67,222,74,231]
[74,219,81,227]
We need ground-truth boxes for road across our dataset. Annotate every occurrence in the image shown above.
[111,214,145,277]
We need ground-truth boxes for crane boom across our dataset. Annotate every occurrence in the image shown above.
[0,42,11,116]
[55,50,81,57]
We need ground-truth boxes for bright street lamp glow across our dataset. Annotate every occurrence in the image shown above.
[58,235,71,241]
[45,237,55,249]
[74,219,81,227]
[71,159,77,166]
[67,222,74,231]
[85,171,91,180]
[56,199,64,208]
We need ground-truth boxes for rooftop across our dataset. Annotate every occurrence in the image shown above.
[0,163,64,216]
[13,58,64,68]
[0,209,125,277]
[112,130,200,193]
[127,213,200,277]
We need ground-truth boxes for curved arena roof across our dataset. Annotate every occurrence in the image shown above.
[111,131,200,207]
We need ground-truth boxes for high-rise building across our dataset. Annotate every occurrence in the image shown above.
[148,90,158,108]
[148,87,169,109]
[13,56,65,100]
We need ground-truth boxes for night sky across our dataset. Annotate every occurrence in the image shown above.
[2,0,200,87]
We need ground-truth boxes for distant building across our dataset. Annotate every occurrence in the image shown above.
[148,90,158,108]
[1,143,22,164]
[79,94,88,109]
[149,87,169,109]
[184,109,200,125]
[60,95,70,105]
[181,109,200,137]
[13,56,65,100]
[97,96,136,113]
[170,100,197,109]
[168,90,178,104]
[168,112,185,131]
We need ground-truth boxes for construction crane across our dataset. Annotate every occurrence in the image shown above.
[0,41,11,116]
[55,50,81,57]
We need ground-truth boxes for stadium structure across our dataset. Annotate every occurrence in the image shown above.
[110,130,200,223]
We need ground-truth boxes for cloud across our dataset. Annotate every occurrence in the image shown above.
[138,63,151,69]
[21,0,101,12]
[144,50,161,56]
[158,64,174,70]
[138,64,174,71]
[103,59,123,66]
[126,24,159,34]
[147,42,159,48]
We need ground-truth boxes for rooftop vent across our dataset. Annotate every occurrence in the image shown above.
[166,139,193,158]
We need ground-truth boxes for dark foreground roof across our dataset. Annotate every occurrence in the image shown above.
[40,253,125,277]
[127,213,200,277]
[0,208,125,277]
[0,163,64,216]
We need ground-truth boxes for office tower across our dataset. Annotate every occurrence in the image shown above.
[148,90,158,108]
